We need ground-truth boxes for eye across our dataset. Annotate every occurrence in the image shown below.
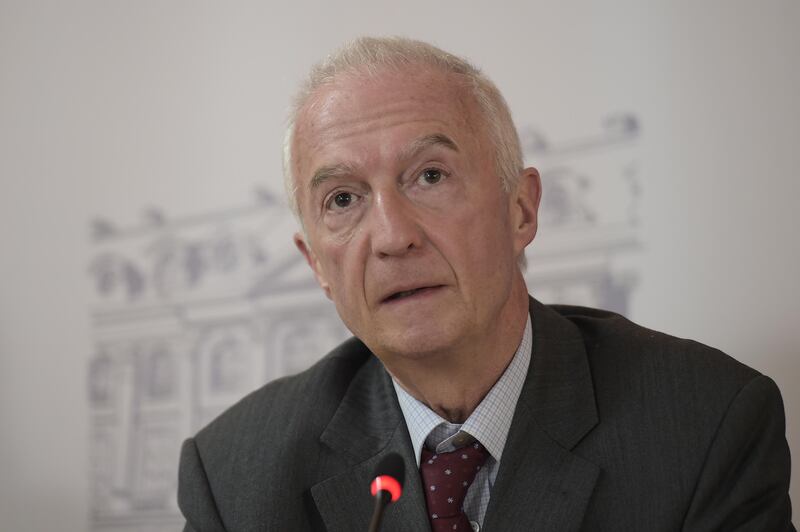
[327,191,358,211]
[333,192,352,208]
[419,168,444,185]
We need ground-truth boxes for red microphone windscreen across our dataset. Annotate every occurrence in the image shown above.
[370,475,402,502]
[369,453,405,502]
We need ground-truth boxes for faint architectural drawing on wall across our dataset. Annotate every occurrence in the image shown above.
[86,114,642,532]
[521,112,643,315]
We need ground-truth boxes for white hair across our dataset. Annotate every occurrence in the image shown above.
[282,36,524,218]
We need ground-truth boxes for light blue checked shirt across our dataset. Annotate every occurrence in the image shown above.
[391,315,532,529]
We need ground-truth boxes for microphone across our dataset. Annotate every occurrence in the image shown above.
[367,452,405,532]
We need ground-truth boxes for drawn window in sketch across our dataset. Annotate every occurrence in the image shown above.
[89,351,113,406]
[275,316,348,376]
[144,344,175,400]
[209,335,249,394]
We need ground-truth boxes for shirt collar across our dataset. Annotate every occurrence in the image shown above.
[392,315,532,465]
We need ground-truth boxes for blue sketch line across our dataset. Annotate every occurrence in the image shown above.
[523,113,640,157]
[91,202,283,243]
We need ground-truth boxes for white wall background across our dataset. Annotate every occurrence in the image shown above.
[1,1,798,531]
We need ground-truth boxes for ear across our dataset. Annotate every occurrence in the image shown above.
[510,167,542,255]
[293,232,332,300]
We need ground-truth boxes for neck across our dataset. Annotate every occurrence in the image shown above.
[387,275,530,423]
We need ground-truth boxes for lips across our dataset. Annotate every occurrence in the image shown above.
[386,287,425,301]
[381,285,443,303]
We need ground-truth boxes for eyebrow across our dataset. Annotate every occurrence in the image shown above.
[310,163,358,190]
[397,133,460,164]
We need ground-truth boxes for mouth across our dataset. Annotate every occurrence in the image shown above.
[382,285,443,303]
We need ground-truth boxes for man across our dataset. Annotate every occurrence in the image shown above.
[178,37,794,531]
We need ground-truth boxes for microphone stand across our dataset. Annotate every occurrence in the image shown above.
[367,490,391,532]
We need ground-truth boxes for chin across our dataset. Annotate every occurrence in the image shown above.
[370,323,465,362]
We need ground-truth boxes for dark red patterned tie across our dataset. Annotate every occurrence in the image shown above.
[419,441,489,532]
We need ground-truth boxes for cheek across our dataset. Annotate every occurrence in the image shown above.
[449,203,516,275]
[319,237,367,297]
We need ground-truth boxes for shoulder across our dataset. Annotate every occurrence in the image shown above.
[549,303,761,391]
[546,305,787,472]
[192,336,372,455]
[546,303,769,434]
[545,305,792,528]
[178,336,377,528]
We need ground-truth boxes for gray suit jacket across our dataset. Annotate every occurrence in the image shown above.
[179,298,794,531]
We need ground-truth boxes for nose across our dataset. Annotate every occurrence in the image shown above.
[368,189,424,258]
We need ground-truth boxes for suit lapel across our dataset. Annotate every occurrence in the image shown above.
[310,353,430,532]
[483,298,600,532]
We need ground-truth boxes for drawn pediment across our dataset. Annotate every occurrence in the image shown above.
[88,189,320,321]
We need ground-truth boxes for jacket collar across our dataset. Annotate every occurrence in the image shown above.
[520,297,599,449]
[482,298,600,531]
[311,353,430,531]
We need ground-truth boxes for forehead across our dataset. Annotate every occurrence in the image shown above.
[291,65,484,179]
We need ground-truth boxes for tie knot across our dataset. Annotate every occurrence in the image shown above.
[419,442,488,531]
[421,440,488,471]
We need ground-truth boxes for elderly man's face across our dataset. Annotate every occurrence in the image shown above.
[292,66,537,362]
